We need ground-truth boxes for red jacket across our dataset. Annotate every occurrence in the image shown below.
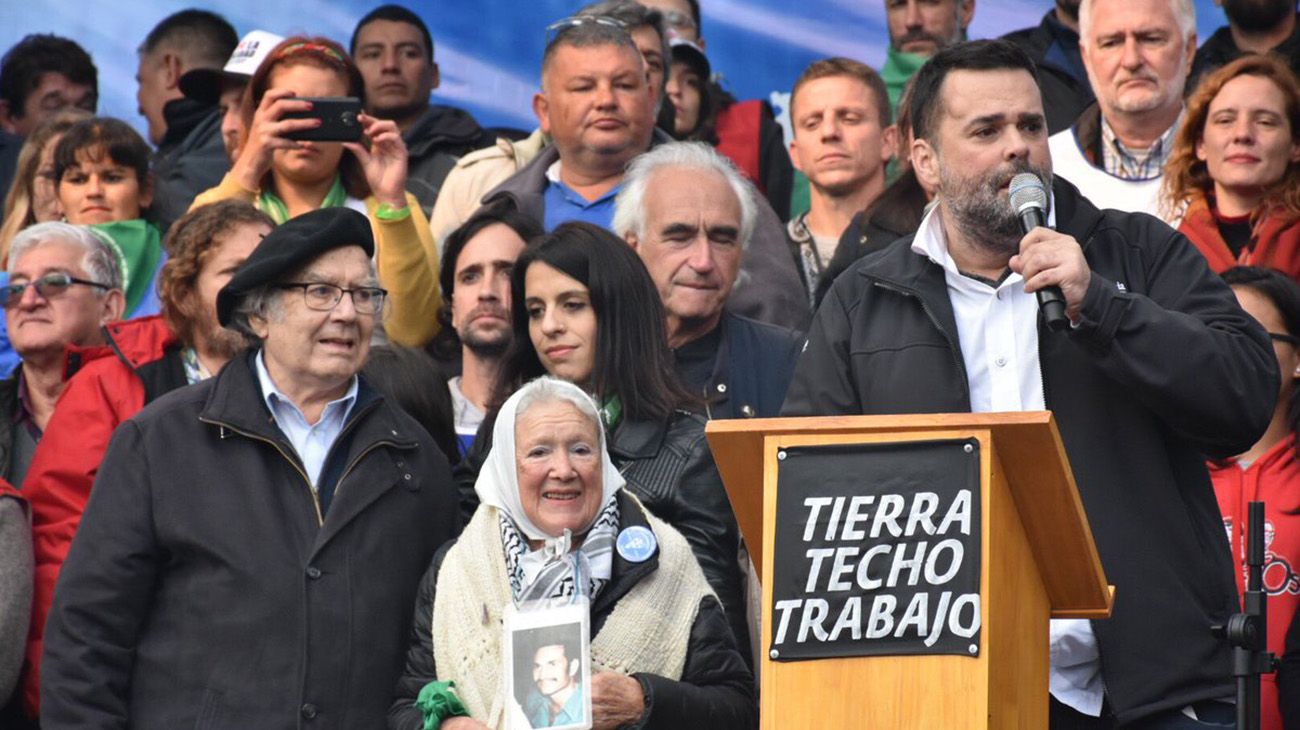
[1178,194,1300,283]
[21,315,180,718]
[1208,434,1300,730]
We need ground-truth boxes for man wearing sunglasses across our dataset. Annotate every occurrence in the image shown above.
[39,206,459,728]
[1,222,122,488]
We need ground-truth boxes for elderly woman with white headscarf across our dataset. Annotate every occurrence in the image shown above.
[387,377,755,730]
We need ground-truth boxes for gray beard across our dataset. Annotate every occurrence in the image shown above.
[940,161,1052,259]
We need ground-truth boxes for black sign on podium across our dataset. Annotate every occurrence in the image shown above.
[769,439,982,662]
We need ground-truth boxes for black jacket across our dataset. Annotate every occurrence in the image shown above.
[149,98,230,234]
[40,353,461,729]
[387,491,756,730]
[677,311,803,419]
[456,409,749,660]
[1191,17,1300,93]
[782,178,1277,725]
[1283,607,1300,729]
[480,130,811,332]
[1002,11,1095,135]
[403,104,494,216]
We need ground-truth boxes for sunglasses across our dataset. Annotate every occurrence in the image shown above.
[2,272,110,309]
[545,15,629,45]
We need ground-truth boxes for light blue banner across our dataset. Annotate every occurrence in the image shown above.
[0,1,1231,141]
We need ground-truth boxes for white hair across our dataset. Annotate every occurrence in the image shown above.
[612,141,758,249]
[8,221,124,292]
[1079,0,1196,45]
[514,376,606,451]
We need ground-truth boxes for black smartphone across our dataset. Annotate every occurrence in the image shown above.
[282,97,362,142]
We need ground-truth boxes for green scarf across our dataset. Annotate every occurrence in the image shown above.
[90,219,162,316]
[258,176,348,224]
[600,394,622,432]
[882,47,928,120]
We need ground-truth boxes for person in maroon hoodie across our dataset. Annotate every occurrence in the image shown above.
[16,199,272,722]
[1212,265,1300,730]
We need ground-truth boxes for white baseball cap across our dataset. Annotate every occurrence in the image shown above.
[180,30,286,105]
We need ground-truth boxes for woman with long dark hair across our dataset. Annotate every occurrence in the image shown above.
[462,221,749,657]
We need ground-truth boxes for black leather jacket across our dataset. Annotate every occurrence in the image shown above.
[387,490,756,730]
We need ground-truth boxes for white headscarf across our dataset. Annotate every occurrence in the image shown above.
[475,377,625,542]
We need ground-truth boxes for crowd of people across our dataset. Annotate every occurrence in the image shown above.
[1,0,1300,727]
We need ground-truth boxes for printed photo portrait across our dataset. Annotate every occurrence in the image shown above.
[504,602,592,730]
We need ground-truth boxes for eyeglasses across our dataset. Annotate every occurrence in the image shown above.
[276,282,387,315]
[2,272,110,309]
[545,15,628,44]
[660,10,698,32]
[1269,332,1299,347]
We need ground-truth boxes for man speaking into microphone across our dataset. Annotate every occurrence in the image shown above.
[783,39,1277,729]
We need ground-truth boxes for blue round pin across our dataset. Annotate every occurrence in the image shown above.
[616,526,656,563]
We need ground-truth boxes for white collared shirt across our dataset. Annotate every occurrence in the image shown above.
[254,351,359,488]
[911,201,1104,717]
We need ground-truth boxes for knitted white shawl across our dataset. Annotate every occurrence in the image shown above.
[432,496,714,729]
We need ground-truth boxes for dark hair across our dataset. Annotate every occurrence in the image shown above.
[241,36,369,199]
[431,201,544,360]
[160,200,275,348]
[527,625,580,666]
[685,0,702,35]
[350,4,434,61]
[1222,266,1300,458]
[909,39,1038,144]
[0,34,97,118]
[495,221,696,422]
[53,117,152,192]
[139,9,238,69]
[791,57,891,129]
[363,344,461,465]
[541,18,640,83]
[577,0,669,92]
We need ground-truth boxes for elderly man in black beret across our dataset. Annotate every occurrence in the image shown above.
[39,207,461,730]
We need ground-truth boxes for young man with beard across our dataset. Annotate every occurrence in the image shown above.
[784,39,1277,728]
[435,203,540,456]
[1192,0,1300,87]
[18,200,272,720]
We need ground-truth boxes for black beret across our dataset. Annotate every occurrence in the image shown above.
[217,207,375,326]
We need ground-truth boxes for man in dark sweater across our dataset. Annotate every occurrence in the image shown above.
[614,142,803,420]
[1191,0,1300,89]
[136,9,238,234]
[1001,0,1094,133]
[350,5,493,216]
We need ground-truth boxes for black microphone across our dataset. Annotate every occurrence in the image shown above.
[1009,173,1069,332]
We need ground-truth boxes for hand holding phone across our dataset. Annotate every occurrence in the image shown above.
[281,97,363,142]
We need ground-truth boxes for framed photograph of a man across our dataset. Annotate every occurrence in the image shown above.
[503,601,592,730]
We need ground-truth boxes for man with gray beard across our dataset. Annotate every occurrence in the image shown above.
[1191,0,1300,88]
[783,39,1276,728]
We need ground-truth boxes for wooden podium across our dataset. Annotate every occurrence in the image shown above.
[706,412,1114,729]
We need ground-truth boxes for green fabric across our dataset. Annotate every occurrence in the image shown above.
[882,48,928,120]
[789,171,811,221]
[89,219,162,316]
[600,394,622,432]
[258,176,348,224]
[415,680,468,730]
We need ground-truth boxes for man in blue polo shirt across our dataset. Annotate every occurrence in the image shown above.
[482,18,654,232]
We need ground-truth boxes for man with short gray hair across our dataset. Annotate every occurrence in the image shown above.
[39,207,460,728]
[1048,0,1196,219]
[614,142,803,420]
[2,221,123,486]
